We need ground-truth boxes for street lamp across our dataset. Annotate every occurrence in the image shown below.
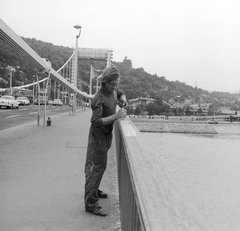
[74,25,82,37]
[73,25,82,88]
[89,57,95,96]
[32,75,35,102]
[6,65,16,96]
[73,25,81,112]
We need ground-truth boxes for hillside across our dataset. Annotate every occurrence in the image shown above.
[0,37,240,110]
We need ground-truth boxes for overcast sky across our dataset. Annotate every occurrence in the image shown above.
[1,0,239,93]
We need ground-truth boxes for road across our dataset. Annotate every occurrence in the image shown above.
[0,104,72,131]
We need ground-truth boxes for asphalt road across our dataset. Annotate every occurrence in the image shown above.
[0,104,71,131]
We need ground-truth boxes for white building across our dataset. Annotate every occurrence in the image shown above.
[128,97,155,110]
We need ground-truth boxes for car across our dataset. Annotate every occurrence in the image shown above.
[52,99,63,106]
[207,120,218,124]
[0,95,19,109]
[47,100,53,105]
[33,96,48,105]
[16,96,30,106]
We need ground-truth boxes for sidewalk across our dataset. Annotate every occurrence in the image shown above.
[0,109,121,231]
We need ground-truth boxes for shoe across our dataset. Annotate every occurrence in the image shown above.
[97,190,108,198]
[85,202,108,216]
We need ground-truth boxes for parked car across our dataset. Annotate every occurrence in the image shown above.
[34,97,48,105]
[47,100,53,105]
[33,95,48,105]
[33,99,38,105]
[0,95,19,109]
[53,99,63,106]
[16,96,30,106]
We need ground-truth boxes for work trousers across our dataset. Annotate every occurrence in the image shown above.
[84,125,112,205]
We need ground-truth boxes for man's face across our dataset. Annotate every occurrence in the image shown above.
[105,79,119,92]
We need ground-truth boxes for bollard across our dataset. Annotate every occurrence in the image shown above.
[47,117,51,126]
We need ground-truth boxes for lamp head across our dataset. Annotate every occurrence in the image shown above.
[74,25,82,30]
[74,25,82,38]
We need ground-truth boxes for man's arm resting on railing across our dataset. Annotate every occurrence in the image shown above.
[102,108,127,126]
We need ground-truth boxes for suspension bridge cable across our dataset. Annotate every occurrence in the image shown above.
[0,18,92,98]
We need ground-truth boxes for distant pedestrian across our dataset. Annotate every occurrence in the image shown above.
[84,64,127,216]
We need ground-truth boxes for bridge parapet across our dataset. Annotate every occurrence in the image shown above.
[114,118,210,231]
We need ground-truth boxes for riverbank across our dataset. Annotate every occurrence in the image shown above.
[130,117,240,134]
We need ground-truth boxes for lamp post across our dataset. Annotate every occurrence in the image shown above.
[89,65,93,102]
[73,25,82,88]
[33,73,40,126]
[32,75,35,103]
[6,66,16,96]
[89,57,95,106]
[73,25,81,112]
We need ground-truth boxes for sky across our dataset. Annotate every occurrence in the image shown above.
[1,0,240,93]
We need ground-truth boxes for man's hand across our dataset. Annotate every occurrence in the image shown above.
[118,101,128,108]
[118,95,128,108]
[117,108,127,119]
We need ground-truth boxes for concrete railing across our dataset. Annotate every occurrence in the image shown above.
[114,118,210,231]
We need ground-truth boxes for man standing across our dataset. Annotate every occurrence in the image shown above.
[84,64,127,216]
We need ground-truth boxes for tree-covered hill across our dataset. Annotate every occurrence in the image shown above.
[116,61,239,107]
[0,37,239,109]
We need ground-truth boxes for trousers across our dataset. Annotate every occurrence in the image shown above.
[84,125,112,205]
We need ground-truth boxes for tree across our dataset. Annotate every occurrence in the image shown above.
[145,102,157,116]
[208,104,214,115]
[197,107,202,115]
[185,105,191,116]
[155,95,163,106]
[134,106,141,115]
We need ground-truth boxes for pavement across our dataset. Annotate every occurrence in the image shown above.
[0,108,121,231]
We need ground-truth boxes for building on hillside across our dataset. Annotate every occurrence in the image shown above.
[128,97,155,110]
[116,56,132,69]
[188,104,210,115]
[122,56,132,69]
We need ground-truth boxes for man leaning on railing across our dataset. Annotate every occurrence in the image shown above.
[84,64,127,216]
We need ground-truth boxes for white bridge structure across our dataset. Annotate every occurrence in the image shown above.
[0,18,112,102]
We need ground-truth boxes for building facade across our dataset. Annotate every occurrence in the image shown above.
[129,97,155,110]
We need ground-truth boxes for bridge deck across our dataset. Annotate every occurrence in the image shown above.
[0,109,120,231]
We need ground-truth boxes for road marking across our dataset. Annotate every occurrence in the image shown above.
[19,108,29,111]
[7,115,21,118]
[29,111,52,114]
[0,109,12,112]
